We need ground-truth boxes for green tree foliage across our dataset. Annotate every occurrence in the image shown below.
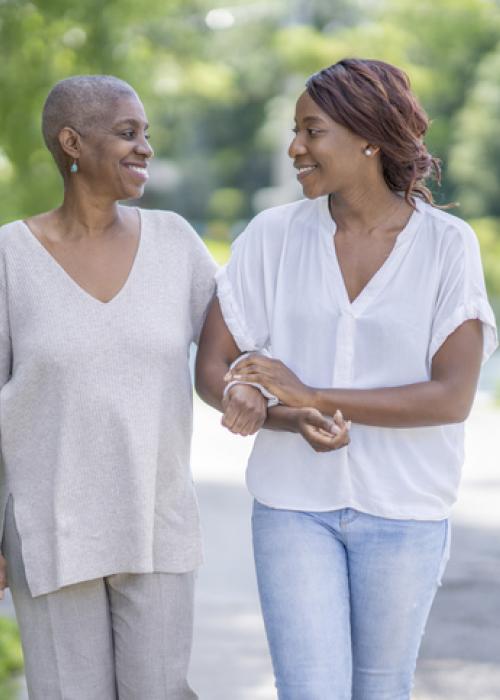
[0,0,211,218]
[1,0,500,292]
[0,617,23,689]
[469,217,500,296]
[448,45,500,218]
[274,0,500,204]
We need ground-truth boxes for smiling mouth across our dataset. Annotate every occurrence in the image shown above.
[123,163,149,181]
[296,165,318,181]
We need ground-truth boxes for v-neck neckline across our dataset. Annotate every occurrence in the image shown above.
[318,195,423,316]
[19,208,144,307]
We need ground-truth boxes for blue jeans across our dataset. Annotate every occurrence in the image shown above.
[252,501,450,700]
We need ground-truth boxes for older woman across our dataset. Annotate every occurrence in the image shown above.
[196,59,497,699]
[0,75,215,699]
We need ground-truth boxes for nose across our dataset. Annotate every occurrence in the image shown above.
[288,132,307,160]
[136,137,154,159]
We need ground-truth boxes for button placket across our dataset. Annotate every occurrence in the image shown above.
[333,310,356,387]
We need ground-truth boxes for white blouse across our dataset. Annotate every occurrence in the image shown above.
[216,196,497,520]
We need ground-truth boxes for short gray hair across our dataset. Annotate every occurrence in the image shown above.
[42,75,137,175]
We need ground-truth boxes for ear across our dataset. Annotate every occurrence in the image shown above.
[58,127,82,159]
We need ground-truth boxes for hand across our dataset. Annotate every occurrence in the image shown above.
[225,356,314,408]
[0,554,8,599]
[221,383,267,436]
[295,408,350,453]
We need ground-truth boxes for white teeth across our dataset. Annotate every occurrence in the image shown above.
[125,165,149,180]
[298,166,316,174]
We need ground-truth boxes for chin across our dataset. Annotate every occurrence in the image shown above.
[301,185,323,200]
[121,186,145,201]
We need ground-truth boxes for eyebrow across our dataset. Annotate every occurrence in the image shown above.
[294,115,327,125]
[303,117,323,124]
[114,118,149,129]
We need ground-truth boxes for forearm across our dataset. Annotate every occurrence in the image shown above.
[195,357,230,412]
[264,405,301,432]
[195,297,245,412]
[309,379,472,427]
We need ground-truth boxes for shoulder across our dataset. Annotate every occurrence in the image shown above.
[140,208,197,239]
[248,197,319,231]
[140,207,210,253]
[418,200,479,252]
[140,208,217,278]
[0,220,27,252]
[234,197,320,253]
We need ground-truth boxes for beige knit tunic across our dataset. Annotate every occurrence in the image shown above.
[0,209,216,596]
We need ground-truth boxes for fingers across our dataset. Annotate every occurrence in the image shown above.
[301,408,351,452]
[228,371,272,388]
[333,409,351,432]
[221,386,267,436]
[330,424,350,449]
[225,357,279,382]
[222,412,265,436]
[224,357,274,382]
[302,424,339,451]
[305,410,337,434]
[233,357,275,373]
[223,410,264,436]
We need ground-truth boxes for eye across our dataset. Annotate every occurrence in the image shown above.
[144,133,151,141]
[291,127,299,135]
[307,128,322,136]
[121,130,135,139]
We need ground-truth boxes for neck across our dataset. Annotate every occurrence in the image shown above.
[57,185,123,238]
[329,179,411,235]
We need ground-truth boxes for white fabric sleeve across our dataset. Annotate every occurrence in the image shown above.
[188,226,218,344]
[0,270,11,552]
[216,217,273,352]
[429,223,498,363]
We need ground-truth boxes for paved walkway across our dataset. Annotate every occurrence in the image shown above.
[3,394,500,699]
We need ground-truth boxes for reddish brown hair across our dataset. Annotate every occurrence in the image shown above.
[306,58,442,207]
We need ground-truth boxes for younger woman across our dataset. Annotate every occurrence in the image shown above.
[196,58,497,699]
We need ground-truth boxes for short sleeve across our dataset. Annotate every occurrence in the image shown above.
[188,226,218,344]
[216,216,274,352]
[0,250,11,387]
[429,223,498,363]
[0,262,12,552]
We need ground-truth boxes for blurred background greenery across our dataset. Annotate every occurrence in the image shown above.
[2,0,500,247]
[1,0,500,692]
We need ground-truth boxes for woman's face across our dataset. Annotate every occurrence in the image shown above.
[77,94,154,201]
[288,91,369,199]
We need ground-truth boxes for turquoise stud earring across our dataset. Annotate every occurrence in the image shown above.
[70,160,79,173]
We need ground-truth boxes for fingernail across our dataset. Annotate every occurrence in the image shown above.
[335,409,343,419]
[346,420,352,429]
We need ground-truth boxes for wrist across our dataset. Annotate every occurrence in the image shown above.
[224,379,279,407]
[267,405,303,433]
[300,386,318,409]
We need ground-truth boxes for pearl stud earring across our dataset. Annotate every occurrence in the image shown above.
[364,147,373,157]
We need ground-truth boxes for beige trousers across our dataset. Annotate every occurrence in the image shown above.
[3,498,198,700]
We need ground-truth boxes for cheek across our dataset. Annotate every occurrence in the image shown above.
[85,149,111,173]
[327,145,362,175]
